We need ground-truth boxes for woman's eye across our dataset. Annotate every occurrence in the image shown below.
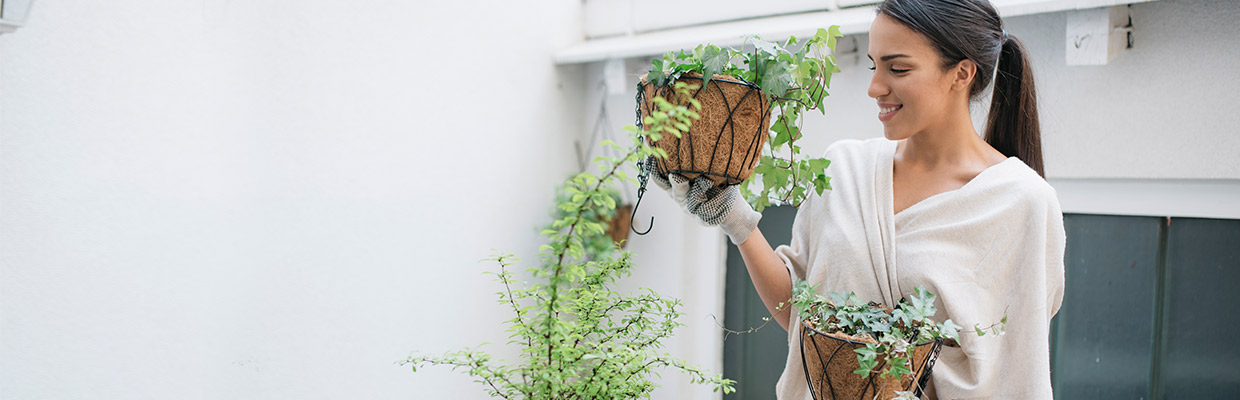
[868,66,877,71]
[891,68,910,73]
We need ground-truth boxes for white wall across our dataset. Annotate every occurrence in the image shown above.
[1,1,585,399]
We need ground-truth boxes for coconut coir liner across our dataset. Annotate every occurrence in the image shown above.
[801,321,937,400]
[639,73,771,186]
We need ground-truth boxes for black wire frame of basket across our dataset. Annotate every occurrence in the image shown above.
[799,320,944,400]
[628,74,770,236]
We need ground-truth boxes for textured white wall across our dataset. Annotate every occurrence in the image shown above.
[1,1,584,399]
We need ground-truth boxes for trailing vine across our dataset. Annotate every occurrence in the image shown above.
[404,82,735,399]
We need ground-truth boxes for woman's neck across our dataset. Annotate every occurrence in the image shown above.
[896,112,1002,171]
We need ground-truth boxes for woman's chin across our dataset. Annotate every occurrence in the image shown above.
[882,126,911,141]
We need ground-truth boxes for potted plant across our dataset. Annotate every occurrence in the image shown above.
[791,280,1006,400]
[637,26,843,212]
[548,183,631,254]
[404,83,735,398]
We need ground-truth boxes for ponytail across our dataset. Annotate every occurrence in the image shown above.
[984,35,1044,178]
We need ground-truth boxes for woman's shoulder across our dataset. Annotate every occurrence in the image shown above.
[989,157,1060,211]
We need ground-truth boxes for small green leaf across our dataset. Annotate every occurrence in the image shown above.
[648,58,667,87]
[808,157,831,173]
[751,38,783,57]
[770,119,793,148]
[941,319,962,340]
[826,25,843,51]
[700,44,730,84]
[759,64,792,97]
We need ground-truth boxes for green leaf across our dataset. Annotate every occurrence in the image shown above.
[648,58,666,86]
[825,26,843,51]
[700,44,730,85]
[751,38,783,57]
[940,319,962,340]
[808,157,831,173]
[759,64,791,97]
[770,118,794,148]
[813,28,832,46]
[907,286,937,320]
[886,358,912,377]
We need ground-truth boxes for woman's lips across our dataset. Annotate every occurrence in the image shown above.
[878,103,902,122]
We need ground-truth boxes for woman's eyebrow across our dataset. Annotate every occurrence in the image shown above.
[866,54,911,62]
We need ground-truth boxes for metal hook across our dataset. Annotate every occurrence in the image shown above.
[630,185,654,235]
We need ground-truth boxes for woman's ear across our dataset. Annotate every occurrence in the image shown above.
[952,59,977,92]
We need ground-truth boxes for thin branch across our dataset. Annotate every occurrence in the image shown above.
[402,355,516,400]
[496,261,535,350]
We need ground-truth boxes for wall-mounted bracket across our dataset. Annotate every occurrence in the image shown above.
[1066,5,1133,66]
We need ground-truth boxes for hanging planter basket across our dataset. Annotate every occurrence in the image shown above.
[606,203,634,248]
[637,73,771,186]
[800,320,944,400]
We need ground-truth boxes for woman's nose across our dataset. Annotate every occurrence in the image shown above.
[867,75,887,100]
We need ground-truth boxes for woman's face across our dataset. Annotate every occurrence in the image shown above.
[866,14,961,141]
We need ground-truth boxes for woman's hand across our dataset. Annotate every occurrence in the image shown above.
[644,156,761,245]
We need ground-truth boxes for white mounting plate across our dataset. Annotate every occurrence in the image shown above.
[1065,5,1132,65]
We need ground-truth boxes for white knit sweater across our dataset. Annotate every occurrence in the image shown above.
[773,138,1066,399]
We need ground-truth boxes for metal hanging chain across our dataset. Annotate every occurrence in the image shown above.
[630,81,654,235]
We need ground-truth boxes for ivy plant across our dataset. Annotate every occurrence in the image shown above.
[646,26,844,211]
[791,279,1006,394]
[404,82,735,399]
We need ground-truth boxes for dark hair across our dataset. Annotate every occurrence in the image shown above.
[876,0,1044,177]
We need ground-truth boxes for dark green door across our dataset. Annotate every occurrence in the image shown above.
[1049,215,1240,399]
[724,211,1240,399]
[723,205,795,400]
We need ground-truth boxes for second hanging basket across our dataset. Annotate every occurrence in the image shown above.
[800,320,944,400]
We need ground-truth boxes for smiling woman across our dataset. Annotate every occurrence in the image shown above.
[642,0,1065,399]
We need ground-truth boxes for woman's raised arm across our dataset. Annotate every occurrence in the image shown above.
[737,228,794,330]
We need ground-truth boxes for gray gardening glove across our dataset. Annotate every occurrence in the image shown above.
[643,156,761,245]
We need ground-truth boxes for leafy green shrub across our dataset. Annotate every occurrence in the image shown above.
[404,82,734,399]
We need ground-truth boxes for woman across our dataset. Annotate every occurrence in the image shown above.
[647,0,1065,398]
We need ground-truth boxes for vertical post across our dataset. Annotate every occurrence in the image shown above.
[1149,216,1170,398]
